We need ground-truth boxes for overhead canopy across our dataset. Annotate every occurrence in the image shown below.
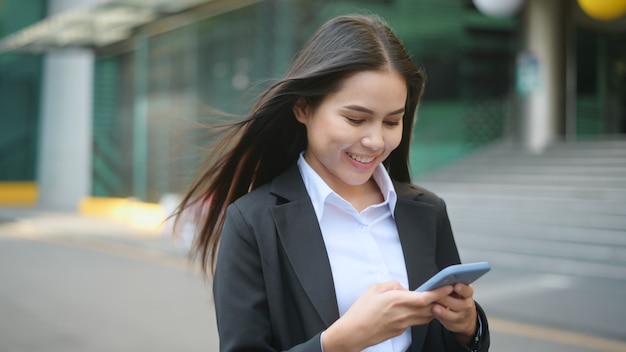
[0,0,257,53]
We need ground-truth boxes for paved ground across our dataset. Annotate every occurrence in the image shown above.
[1,207,625,352]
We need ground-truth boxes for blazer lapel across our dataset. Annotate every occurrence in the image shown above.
[394,182,441,351]
[269,164,340,327]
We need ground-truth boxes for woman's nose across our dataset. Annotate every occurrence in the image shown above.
[361,125,384,150]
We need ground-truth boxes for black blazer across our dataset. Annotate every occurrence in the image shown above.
[213,163,490,351]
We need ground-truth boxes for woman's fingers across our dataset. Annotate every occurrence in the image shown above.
[432,284,478,336]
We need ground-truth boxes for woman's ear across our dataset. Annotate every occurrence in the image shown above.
[293,97,310,124]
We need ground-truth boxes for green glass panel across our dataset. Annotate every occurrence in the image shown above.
[0,0,45,181]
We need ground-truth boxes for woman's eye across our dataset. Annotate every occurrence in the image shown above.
[345,117,364,124]
[384,120,401,126]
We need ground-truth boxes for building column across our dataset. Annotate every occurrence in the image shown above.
[35,0,101,211]
[37,49,94,211]
[519,0,566,153]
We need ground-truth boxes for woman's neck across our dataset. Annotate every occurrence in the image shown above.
[336,178,383,212]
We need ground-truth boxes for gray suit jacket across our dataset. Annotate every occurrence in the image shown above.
[213,163,490,351]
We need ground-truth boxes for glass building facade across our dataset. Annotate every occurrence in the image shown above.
[0,0,45,181]
[89,0,520,202]
[1,0,625,205]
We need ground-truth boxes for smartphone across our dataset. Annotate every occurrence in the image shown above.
[415,262,491,292]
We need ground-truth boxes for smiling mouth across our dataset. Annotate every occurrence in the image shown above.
[347,152,375,164]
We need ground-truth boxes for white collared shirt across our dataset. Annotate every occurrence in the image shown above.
[297,153,411,352]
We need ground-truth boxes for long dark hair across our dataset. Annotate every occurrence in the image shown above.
[177,14,426,274]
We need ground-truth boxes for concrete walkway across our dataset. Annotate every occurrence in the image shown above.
[2,207,625,352]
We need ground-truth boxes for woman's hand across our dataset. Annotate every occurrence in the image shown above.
[322,280,454,352]
[432,283,478,346]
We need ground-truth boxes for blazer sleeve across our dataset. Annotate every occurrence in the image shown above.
[213,203,323,352]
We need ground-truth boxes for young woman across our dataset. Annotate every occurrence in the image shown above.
[177,14,490,352]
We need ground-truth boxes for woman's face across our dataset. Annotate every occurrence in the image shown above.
[294,69,407,196]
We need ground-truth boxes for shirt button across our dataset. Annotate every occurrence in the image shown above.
[358,225,367,232]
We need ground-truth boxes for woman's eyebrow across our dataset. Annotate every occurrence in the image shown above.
[342,105,405,116]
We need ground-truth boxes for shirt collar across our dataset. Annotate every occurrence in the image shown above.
[297,153,397,221]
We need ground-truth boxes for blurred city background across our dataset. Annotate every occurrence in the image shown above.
[1,0,625,351]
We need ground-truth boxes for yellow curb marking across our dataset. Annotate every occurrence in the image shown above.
[490,317,626,351]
